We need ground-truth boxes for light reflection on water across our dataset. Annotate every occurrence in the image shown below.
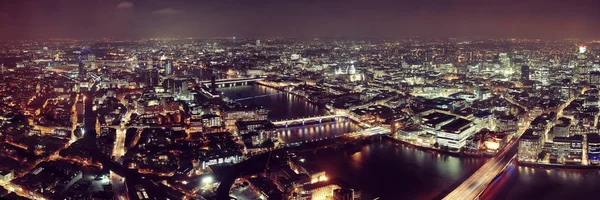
[218,84,325,120]
[219,84,359,143]
[483,162,600,200]
[302,141,487,200]
[275,121,361,143]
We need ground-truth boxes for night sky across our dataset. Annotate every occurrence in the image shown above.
[0,0,599,40]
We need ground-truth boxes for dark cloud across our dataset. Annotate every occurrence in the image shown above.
[116,1,133,9]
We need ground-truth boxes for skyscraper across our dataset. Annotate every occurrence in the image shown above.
[521,65,530,81]
[147,70,160,87]
[590,71,600,85]
[256,40,261,47]
[165,60,172,75]
[147,58,153,70]
[163,78,175,92]
[78,62,86,80]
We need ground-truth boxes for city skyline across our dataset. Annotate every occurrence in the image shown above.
[4,1,600,200]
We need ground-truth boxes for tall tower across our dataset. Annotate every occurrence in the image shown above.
[87,54,96,69]
[147,58,153,70]
[165,60,172,75]
[78,62,86,80]
[256,40,261,47]
[1,63,4,74]
[521,65,530,81]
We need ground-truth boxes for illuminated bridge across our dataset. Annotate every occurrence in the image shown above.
[272,114,345,127]
[199,77,265,87]
[230,91,286,102]
[442,110,545,200]
[442,144,518,200]
[443,92,577,200]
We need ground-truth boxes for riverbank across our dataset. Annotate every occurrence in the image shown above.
[255,80,326,106]
[517,161,600,169]
[386,136,492,158]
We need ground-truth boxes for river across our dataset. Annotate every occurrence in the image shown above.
[218,84,326,120]
[481,162,600,200]
[218,83,600,200]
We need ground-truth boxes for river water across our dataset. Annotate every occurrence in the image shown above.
[218,83,600,200]
[481,162,600,200]
[218,85,326,120]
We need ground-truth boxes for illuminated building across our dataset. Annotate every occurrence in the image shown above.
[590,71,600,85]
[300,181,341,200]
[291,54,301,60]
[421,112,478,151]
[199,151,242,170]
[587,134,600,164]
[553,117,571,138]
[135,185,150,200]
[518,129,541,163]
[0,170,13,183]
[435,118,477,150]
[165,60,172,75]
[531,65,549,85]
[348,64,356,75]
[333,188,361,200]
[579,46,587,54]
[146,58,153,70]
[201,114,222,128]
[551,135,583,164]
[221,106,269,126]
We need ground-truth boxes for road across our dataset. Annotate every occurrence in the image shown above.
[81,85,184,200]
[112,107,134,163]
[110,171,128,200]
[442,140,518,200]
[444,93,577,200]
[443,115,532,200]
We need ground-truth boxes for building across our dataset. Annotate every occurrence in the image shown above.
[201,114,222,128]
[165,60,172,75]
[588,134,600,164]
[247,177,283,200]
[521,65,530,81]
[300,181,341,200]
[553,117,571,138]
[420,111,478,150]
[552,135,583,164]
[221,106,269,126]
[436,118,478,150]
[590,71,600,85]
[146,69,160,87]
[496,114,518,134]
[0,170,13,183]
[236,120,276,135]
[199,151,242,170]
[518,129,542,163]
[78,62,86,80]
[333,188,361,200]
